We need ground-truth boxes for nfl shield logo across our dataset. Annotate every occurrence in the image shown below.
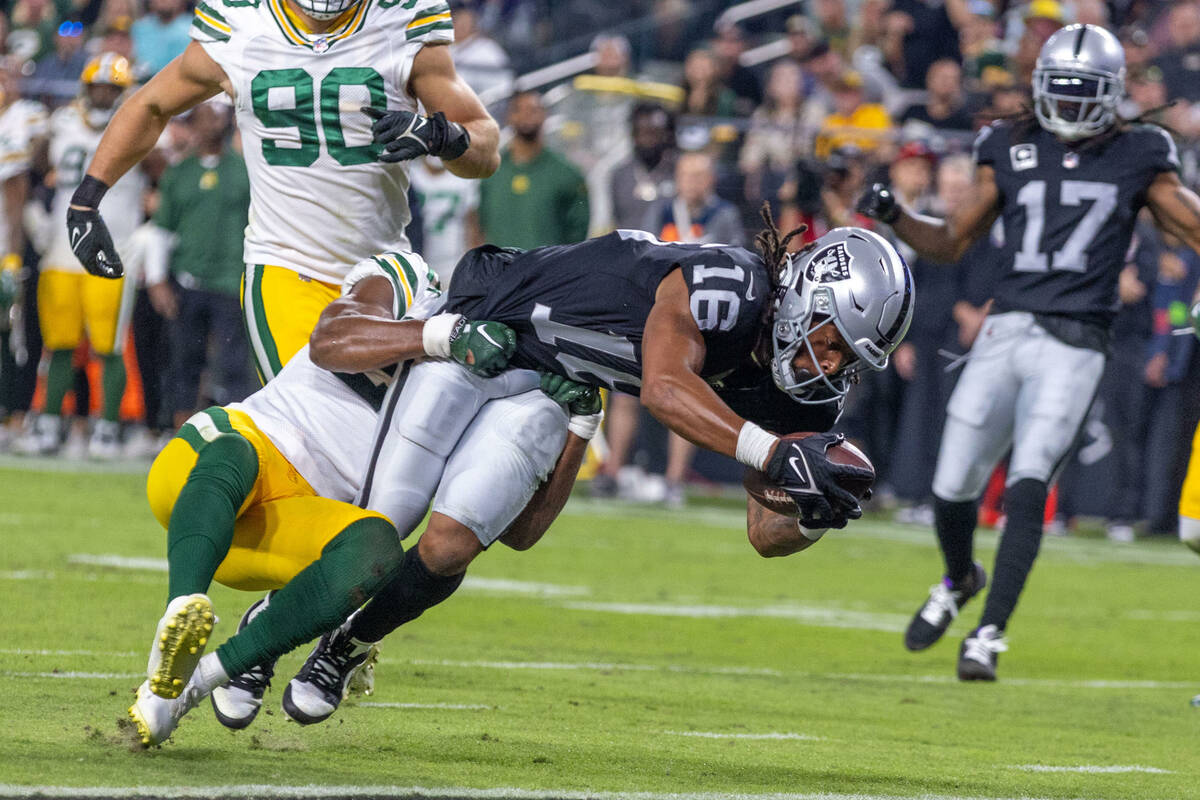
[313,37,330,54]
[1063,151,1079,169]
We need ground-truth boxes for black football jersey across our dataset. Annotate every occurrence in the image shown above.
[445,230,837,433]
[974,120,1179,323]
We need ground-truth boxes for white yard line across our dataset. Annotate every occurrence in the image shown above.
[358,702,492,710]
[461,576,591,597]
[0,648,137,657]
[0,786,1116,800]
[404,658,1192,689]
[561,601,906,632]
[66,554,168,571]
[1010,765,1173,774]
[0,671,141,679]
[663,731,823,741]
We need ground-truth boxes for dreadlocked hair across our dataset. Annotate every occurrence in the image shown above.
[993,102,1178,152]
[754,203,808,289]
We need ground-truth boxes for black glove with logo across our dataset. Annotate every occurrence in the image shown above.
[66,176,123,279]
[856,182,901,225]
[763,433,870,530]
[362,107,471,163]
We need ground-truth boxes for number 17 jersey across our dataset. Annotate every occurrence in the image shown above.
[974,120,1178,323]
[189,0,453,284]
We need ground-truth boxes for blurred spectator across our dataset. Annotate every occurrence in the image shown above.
[1073,0,1110,27]
[680,47,736,117]
[847,0,892,54]
[739,60,821,210]
[1141,239,1200,533]
[643,150,743,246]
[785,13,819,64]
[591,33,631,78]
[960,0,1009,90]
[634,0,692,66]
[712,23,762,115]
[1121,64,1168,121]
[131,0,191,79]
[819,144,871,229]
[450,0,513,99]
[814,70,892,159]
[609,102,678,230]
[1152,1,1200,102]
[147,101,253,430]
[900,58,974,132]
[27,19,88,106]
[890,153,970,514]
[885,0,967,89]
[1013,0,1065,86]
[798,39,843,120]
[98,16,135,62]
[1119,24,1155,72]
[9,0,60,61]
[475,91,589,248]
[810,0,852,58]
[409,156,479,285]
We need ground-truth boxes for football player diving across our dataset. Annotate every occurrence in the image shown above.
[252,213,914,727]
[125,250,601,746]
[857,24,1200,680]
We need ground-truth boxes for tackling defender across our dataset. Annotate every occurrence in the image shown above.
[260,216,915,725]
[124,249,603,745]
[858,24,1200,680]
[67,0,499,381]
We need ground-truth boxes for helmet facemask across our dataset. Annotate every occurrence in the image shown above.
[769,229,913,406]
[1033,66,1123,141]
[291,0,361,20]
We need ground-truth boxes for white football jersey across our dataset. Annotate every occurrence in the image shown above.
[231,250,442,501]
[190,0,454,285]
[409,160,477,283]
[0,99,47,254]
[44,102,147,274]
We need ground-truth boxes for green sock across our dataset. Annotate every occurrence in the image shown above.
[43,350,74,416]
[167,434,259,600]
[100,354,125,422]
[215,517,402,676]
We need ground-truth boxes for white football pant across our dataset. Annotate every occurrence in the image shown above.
[932,311,1106,503]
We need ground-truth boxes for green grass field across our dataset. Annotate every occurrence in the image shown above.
[1,461,1198,800]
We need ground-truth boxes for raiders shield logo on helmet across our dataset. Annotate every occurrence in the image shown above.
[805,243,852,283]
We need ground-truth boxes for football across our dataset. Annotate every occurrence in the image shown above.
[742,433,876,516]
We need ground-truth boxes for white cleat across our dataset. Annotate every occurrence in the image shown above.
[14,413,61,456]
[146,594,215,699]
[88,419,122,460]
[128,677,206,747]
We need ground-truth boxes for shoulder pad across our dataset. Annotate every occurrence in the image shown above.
[378,0,453,44]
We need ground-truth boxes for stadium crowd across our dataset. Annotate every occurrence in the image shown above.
[3,0,1200,542]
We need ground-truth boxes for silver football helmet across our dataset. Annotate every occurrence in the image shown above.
[292,0,361,20]
[770,227,913,405]
[1033,23,1126,142]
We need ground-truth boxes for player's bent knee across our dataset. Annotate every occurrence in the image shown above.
[1179,516,1200,554]
[417,516,483,576]
[190,434,260,497]
[320,516,404,617]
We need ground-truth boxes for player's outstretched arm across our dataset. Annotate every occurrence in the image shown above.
[1147,171,1200,254]
[406,44,500,179]
[310,274,514,375]
[746,496,822,557]
[857,166,1000,263]
[84,43,226,189]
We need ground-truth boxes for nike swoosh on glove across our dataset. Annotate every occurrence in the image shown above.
[362,107,471,163]
[66,207,124,279]
[449,319,516,377]
[763,433,872,529]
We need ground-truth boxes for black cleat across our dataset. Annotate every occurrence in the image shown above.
[282,619,378,725]
[904,561,987,651]
[957,624,1007,681]
[210,594,276,730]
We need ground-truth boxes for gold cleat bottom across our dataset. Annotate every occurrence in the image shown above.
[127,702,153,748]
[149,596,214,700]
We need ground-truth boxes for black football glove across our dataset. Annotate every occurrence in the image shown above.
[448,318,515,377]
[362,106,471,163]
[66,205,123,279]
[763,433,871,530]
[856,182,901,225]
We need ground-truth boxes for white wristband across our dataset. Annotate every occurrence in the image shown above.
[736,421,779,471]
[422,313,463,358]
[798,522,827,542]
[568,410,604,441]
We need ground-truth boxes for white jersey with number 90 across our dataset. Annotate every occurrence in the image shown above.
[190,0,454,284]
